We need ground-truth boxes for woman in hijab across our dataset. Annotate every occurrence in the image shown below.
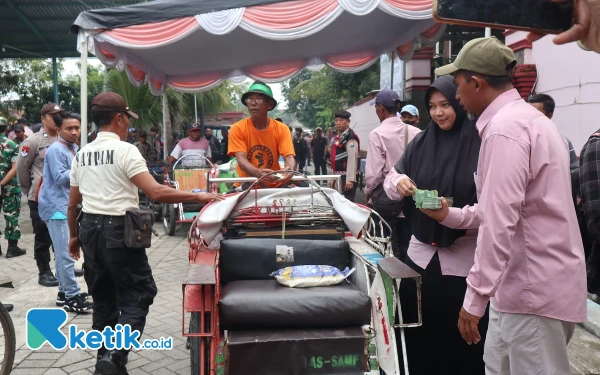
[383,76,488,374]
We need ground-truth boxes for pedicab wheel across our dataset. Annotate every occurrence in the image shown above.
[0,303,16,375]
[162,204,177,236]
[189,312,210,375]
[155,206,163,221]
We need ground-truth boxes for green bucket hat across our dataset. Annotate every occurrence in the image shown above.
[0,117,7,127]
[241,80,277,110]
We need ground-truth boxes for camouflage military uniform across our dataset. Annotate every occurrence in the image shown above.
[0,134,21,241]
[14,136,26,146]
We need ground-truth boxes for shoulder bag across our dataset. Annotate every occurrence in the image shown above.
[370,124,411,220]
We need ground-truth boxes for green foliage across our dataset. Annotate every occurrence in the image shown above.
[107,69,238,127]
[0,64,19,97]
[269,109,294,125]
[105,68,183,129]
[0,59,104,122]
[183,82,240,125]
[1,59,242,140]
[224,81,249,112]
[61,64,105,113]
[282,63,380,128]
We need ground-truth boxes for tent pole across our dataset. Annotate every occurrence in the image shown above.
[194,94,198,123]
[162,92,168,161]
[80,38,88,147]
[401,59,406,101]
[199,93,204,127]
[52,56,59,104]
[390,51,394,91]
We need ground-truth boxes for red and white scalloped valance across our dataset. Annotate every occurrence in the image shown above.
[81,0,443,94]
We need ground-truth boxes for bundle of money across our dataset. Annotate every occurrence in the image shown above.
[412,189,453,210]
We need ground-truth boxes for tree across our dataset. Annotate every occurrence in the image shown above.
[0,59,62,121]
[282,63,380,128]
[282,70,319,128]
[181,82,238,126]
[61,64,105,113]
[269,109,295,125]
[0,59,105,122]
[0,63,19,97]
[106,69,240,150]
[0,59,241,151]
[106,69,187,151]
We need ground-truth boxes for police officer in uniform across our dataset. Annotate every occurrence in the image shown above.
[0,117,26,258]
[17,103,62,287]
[67,92,222,375]
[329,110,360,202]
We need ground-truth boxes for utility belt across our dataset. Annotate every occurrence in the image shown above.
[81,211,157,248]
[81,213,126,225]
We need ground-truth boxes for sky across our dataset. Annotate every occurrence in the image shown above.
[61,58,287,108]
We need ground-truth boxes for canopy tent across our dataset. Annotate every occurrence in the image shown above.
[72,0,444,147]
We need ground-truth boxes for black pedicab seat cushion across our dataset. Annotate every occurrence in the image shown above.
[219,239,350,284]
[220,279,371,329]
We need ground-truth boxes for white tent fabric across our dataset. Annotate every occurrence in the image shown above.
[195,9,246,35]
[76,0,444,94]
[195,187,371,245]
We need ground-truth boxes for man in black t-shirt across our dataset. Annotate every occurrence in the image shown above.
[292,127,308,173]
[310,127,328,175]
[205,128,221,163]
[219,127,229,163]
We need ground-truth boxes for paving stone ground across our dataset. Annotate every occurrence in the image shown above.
[0,198,194,375]
[0,172,600,374]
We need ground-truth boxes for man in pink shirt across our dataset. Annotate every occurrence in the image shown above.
[365,89,420,259]
[428,37,587,374]
[168,123,211,167]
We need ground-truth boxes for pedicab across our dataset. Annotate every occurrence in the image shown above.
[180,172,423,375]
[0,279,15,375]
[162,154,219,236]
[138,161,167,220]
[72,1,443,373]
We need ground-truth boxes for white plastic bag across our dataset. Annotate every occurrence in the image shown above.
[271,265,355,288]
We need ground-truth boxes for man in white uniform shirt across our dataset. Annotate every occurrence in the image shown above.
[67,92,222,375]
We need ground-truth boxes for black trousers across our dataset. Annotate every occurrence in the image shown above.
[398,254,488,375]
[79,214,158,359]
[391,218,411,262]
[28,200,53,275]
[313,158,327,175]
[295,156,306,173]
[372,216,411,261]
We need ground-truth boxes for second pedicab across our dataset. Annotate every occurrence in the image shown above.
[162,154,219,236]
[162,155,240,235]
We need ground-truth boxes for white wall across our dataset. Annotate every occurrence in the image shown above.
[533,36,600,152]
[346,100,381,154]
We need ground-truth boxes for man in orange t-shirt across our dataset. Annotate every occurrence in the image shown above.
[228,81,296,188]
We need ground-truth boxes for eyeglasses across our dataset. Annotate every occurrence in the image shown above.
[244,96,265,104]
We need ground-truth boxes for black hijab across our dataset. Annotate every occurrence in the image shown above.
[394,76,481,248]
